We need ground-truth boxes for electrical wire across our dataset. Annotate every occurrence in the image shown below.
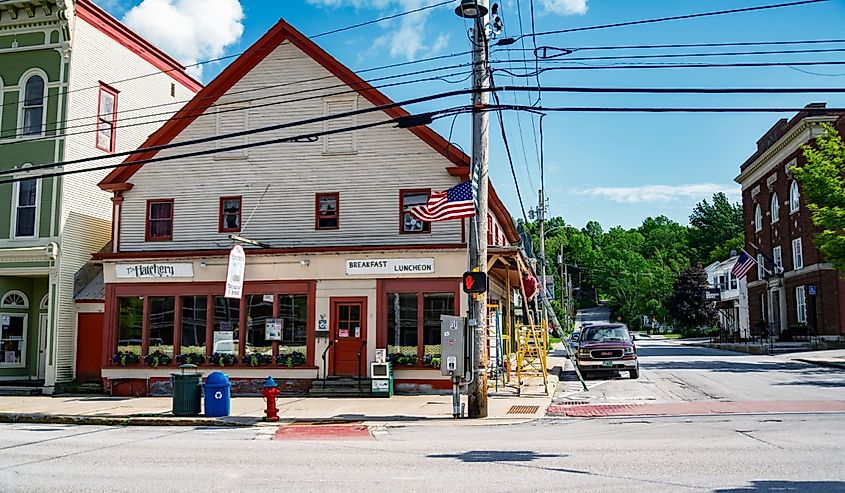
[1,64,474,146]
[8,85,845,179]
[0,0,460,111]
[497,38,845,53]
[499,46,845,63]
[493,59,845,77]
[490,73,530,222]
[505,0,829,42]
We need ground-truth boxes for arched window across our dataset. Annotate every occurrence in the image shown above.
[770,193,779,223]
[754,204,762,232]
[40,294,49,310]
[790,181,800,213]
[21,73,45,136]
[1,291,29,309]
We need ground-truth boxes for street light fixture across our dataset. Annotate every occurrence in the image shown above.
[455,0,488,18]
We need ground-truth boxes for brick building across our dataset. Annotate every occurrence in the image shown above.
[735,104,845,339]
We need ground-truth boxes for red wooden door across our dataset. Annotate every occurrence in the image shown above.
[77,312,104,383]
[330,298,367,377]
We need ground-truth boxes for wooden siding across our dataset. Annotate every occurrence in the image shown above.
[49,17,197,382]
[119,41,463,252]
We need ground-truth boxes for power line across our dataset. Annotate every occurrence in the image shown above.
[489,73,530,221]
[500,46,845,63]
[311,0,452,38]
[8,85,845,178]
[1,64,474,146]
[500,38,845,53]
[0,1,459,111]
[490,104,845,113]
[502,0,829,42]
[493,59,845,76]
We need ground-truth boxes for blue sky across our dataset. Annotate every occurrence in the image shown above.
[101,0,845,229]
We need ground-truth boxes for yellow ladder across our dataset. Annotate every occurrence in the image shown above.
[516,323,548,395]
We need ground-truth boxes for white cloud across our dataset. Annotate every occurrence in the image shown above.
[539,0,588,15]
[575,184,740,204]
[307,0,449,61]
[122,0,244,80]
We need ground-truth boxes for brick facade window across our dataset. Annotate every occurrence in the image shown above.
[789,181,800,213]
[754,204,762,232]
[795,286,807,323]
[770,193,779,223]
[792,238,803,270]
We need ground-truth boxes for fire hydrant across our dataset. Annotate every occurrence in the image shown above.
[262,376,280,422]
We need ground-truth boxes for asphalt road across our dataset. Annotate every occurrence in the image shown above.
[555,339,845,405]
[1,342,843,493]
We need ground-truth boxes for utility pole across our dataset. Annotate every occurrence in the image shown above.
[458,0,490,419]
[538,189,547,333]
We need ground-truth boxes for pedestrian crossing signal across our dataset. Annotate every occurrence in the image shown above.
[462,271,487,294]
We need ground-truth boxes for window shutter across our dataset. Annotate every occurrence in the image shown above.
[215,104,249,159]
[323,98,357,154]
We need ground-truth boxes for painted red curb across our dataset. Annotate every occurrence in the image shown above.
[547,400,845,417]
[273,424,373,440]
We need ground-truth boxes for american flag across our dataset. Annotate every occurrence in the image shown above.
[731,251,757,279]
[410,181,476,222]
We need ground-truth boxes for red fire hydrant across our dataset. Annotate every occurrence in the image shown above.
[262,376,280,422]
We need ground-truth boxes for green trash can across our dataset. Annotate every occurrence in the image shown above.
[171,364,202,416]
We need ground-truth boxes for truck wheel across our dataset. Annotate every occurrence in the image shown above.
[630,368,639,379]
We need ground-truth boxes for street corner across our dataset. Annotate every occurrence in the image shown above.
[271,421,375,441]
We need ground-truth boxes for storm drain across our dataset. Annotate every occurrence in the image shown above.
[507,405,540,415]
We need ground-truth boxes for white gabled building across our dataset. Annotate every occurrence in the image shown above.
[705,256,750,338]
[93,19,523,395]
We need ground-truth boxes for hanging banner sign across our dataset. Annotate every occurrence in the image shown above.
[224,245,246,299]
[116,263,194,279]
[346,258,435,275]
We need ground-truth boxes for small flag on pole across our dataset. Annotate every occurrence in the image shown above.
[410,181,476,222]
[731,251,757,279]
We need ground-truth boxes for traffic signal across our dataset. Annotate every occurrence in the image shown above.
[462,271,487,294]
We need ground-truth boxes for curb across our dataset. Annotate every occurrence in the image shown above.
[794,359,845,370]
[0,412,254,427]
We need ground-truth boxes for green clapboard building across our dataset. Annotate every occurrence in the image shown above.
[0,0,200,391]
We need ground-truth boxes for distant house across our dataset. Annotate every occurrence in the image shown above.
[0,0,200,391]
[704,256,750,338]
[734,104,845,339]
[92,19,530,396]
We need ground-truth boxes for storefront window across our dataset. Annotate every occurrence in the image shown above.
[423,293,454,363]
[213,296,240,356]
[1,314,27,366]
[148,297,175,357]
[278,294,307,361]
[246,295,273,357]
[387,293,418,366]
[117,297,143,356]
[180,296,207,358]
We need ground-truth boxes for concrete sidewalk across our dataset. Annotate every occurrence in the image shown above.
[0,347,571,427]
[783,349,845,370]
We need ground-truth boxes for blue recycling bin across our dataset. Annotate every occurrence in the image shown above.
[204,371,231,417]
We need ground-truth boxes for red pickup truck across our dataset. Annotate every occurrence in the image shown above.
[575,323,639,379]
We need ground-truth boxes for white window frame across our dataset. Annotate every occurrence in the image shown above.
[789,181,800,213]
[95,83,119,153]
[754,204,762,232]
[792,238,804,270]
[39,294,49,310]
[757,254,765,280]
[17,69,48,139]
[773,246,783,273]
[770,193,779,223]
[1,291,29,309]
[795,286,807,324]
[0,313,29,368]
[10,165,40,239]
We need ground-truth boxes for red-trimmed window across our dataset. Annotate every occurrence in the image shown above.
[146,199,173,241]
[400,190,430,234]
[96,83,118,153]
[219,196,242,233]
[315,193,339,230]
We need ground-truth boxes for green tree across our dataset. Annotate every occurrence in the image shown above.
[688,193,743,264]
[793,123,845,273]
[666,267,717,333]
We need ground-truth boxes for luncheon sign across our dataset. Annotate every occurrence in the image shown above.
[346,258,435,275]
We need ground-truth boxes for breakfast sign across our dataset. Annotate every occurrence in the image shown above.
[346,258,435,275]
